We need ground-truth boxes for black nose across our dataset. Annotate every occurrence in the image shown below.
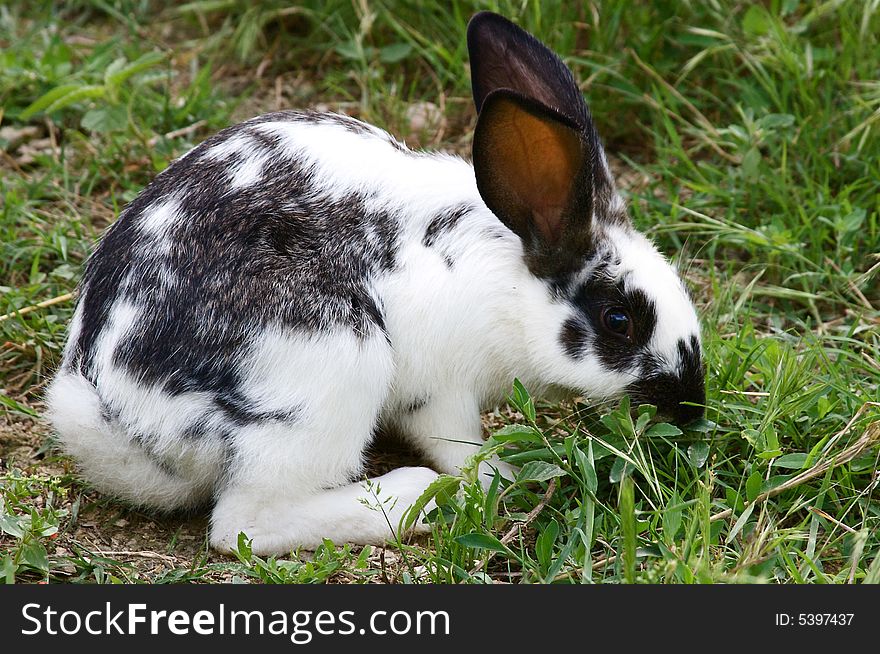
[630,372,705,426]
[666,394,705,425]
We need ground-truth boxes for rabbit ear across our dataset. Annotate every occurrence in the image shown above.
[473,90,590,251]
[467,11,589,130]
[468,12,613,277]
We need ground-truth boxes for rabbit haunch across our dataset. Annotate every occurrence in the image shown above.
[46,12,704,555]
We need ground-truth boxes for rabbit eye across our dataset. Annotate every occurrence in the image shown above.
[601,307,633,341]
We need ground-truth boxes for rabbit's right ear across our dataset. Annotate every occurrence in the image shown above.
[472,91,591,259]
[468,12,609,277]
[467,11,589,128]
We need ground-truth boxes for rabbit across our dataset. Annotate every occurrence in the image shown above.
[45,11,705,556]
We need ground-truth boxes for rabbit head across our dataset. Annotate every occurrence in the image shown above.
[468,12,705,423]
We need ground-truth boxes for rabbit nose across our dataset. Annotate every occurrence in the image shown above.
[659,373,705,425]
[630,372,705,426]
[667,396,705,425]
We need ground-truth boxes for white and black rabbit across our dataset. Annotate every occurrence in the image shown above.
[46,12,705,555]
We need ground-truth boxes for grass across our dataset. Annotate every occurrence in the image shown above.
[1,0,878,584]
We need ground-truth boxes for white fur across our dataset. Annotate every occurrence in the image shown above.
[228,152,270,189]
[47,114,700,554]
[202,133,253,161]
[605,225,702,372]
[45,372,220,508]
[59,288,85,362]
[138,197,181,238]
[252,120,472,226]
[211,466,439,554]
